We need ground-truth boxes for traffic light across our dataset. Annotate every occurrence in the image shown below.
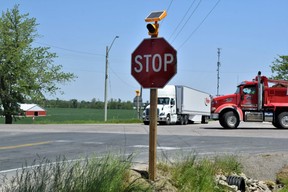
[146,22,159,37]
[135,90,140,96]
[145,10,166,38]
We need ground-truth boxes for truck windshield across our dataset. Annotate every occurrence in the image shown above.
[158,97,170,105]
[235,86,240,94]
[236,81,246,93]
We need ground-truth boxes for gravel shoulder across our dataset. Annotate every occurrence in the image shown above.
[238,152,288,181]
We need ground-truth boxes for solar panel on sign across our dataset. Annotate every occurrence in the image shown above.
[145,10,167,22]
[147,11,163,19]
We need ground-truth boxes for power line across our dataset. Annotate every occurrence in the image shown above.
[168,0,198,40]
[178,0,221,49]
[35,41,105,56]
[110,67,138,89]
[166,0,174,12]
[171,0,202,43]
[160,0,174,26]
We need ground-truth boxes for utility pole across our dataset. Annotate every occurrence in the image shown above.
[104,36,119,122]
[217,48,221,96]
[139,86,143,119]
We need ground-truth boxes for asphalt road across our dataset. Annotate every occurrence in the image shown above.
[1,121,288,174]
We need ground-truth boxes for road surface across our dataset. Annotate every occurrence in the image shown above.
[0,121,288,174]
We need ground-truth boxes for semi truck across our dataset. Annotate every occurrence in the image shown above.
[142,85,211,125]
[211,71,288,129]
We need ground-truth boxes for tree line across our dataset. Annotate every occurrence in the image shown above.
[36,98,139,110]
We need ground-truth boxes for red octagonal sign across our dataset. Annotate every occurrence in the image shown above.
[131,37,177,88]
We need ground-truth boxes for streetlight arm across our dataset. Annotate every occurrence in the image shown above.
[108,36,119,53]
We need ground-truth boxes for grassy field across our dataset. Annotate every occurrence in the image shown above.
[7,108,141,124]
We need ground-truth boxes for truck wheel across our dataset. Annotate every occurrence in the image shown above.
[220,111,240,129]
[276,112,288,129]
[272,120,279,128]
[144,121,149,125]
[165,115,171,125]
[184,115,189,125]
[179,116,184,125]
[272,118,281,128]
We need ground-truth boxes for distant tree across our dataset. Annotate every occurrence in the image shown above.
[270,55,288,80]
[95,100,104,109]
[0,5,76,124]
[79,100,89,108]
[70,99,78,108]
[122,101,133,109]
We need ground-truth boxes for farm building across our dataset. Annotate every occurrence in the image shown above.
[20,104,46,117]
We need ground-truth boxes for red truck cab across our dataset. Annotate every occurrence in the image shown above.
[211,72,288,129]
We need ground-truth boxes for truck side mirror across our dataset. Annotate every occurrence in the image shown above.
[170,99,175,106]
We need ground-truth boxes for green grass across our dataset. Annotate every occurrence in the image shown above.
[1,154,150,192]
[164,154,242,192]
[1,154,244,192]
[9,108,142,124]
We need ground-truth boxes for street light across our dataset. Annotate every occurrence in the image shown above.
[104,36,119,122]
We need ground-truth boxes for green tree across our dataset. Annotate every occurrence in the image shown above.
[70,99,78,108]
[0,5,76,124]
[270,55,288,80]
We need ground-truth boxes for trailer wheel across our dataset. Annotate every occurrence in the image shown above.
[276,112,288,129]
[220,111,240,129]
[201,116,209,124]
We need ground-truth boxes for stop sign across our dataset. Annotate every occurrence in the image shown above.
[131,37,177,88]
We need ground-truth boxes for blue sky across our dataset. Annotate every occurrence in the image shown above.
[2,1,288,102]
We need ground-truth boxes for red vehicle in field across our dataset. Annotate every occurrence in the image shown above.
[211,71,288,129]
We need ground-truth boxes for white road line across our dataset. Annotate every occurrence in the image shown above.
[131,145,180,150]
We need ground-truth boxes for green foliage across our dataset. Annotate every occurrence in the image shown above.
[277,165,288,191]
[280,188,288,192]
[1,154,244,192]
[213,155,243,175]
[270,55,288,80]
[167,154,242,192]
[0,5,76,123]
[1,154,137,192]
[171,158,221,192]
[39,98,134,109]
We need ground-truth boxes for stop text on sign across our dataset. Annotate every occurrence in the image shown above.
[131,37,177,88]
[133,53,174,73]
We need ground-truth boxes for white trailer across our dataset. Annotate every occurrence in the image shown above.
[143,85,211,125]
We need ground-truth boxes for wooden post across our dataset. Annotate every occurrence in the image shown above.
[149,88,157,181]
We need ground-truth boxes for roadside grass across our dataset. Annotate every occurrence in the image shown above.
[277,165,288,192]
[158,154,242,192]
[1,154,243,192]
[1,154,150,192]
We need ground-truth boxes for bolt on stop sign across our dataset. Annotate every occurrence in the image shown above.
[131,37,177,88]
